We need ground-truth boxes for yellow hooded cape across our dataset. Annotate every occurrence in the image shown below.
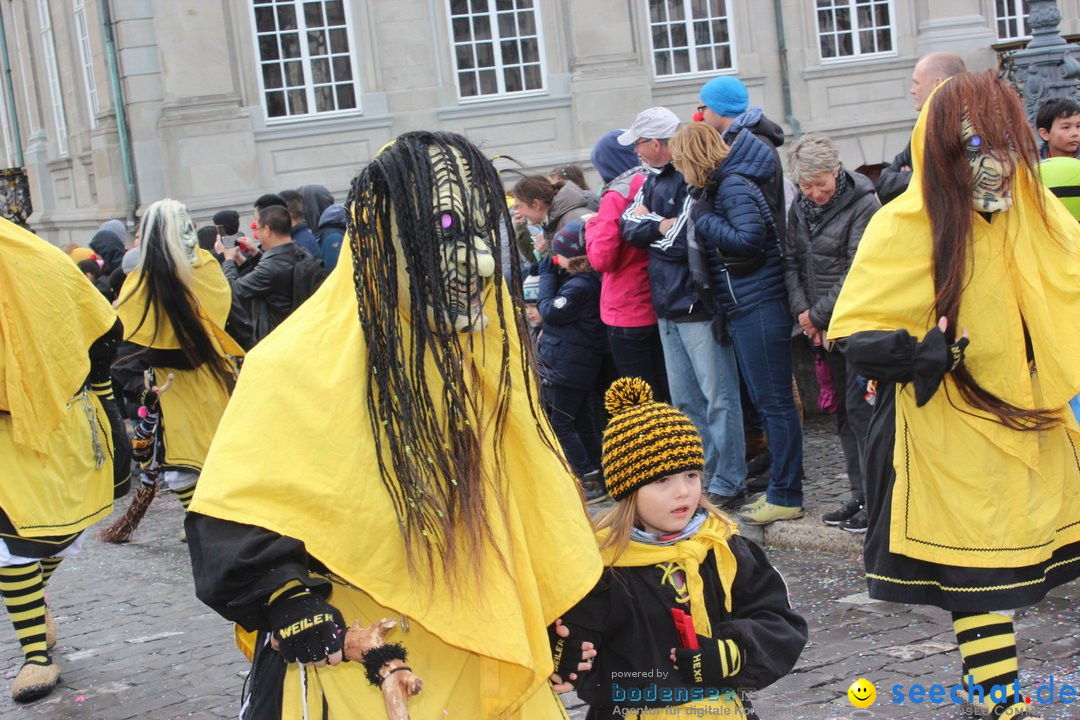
[0,220,118,536]
[191,245,603,717]
[116,248,241,470]
[829,83,1080,569]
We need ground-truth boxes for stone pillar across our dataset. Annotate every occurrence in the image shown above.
[1008,0,1080,125]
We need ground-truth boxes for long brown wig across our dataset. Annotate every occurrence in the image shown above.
[921,71,1058,430]
[344,131,557,583]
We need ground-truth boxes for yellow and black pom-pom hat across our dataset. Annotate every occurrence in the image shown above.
[602,377,705,501]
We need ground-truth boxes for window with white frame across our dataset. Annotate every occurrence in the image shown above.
[251,0,360,120]
[646,0,735,78]
[447,0,544,100]
[73,0,99,129]
[816,0,894,62]
[995,0,1030,41]
[37,0,68,155]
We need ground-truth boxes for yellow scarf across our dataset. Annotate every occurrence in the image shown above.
[829,83,1080,568]
[598,514,740,637]
[0,220,116,454]
[191,248,602,714]
[116,248,241,355]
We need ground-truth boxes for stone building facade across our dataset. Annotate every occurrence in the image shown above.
[0,0,1069,246]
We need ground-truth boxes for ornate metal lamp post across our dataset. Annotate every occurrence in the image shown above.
[1009,0,1080,124]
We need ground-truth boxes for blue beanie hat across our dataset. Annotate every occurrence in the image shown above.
[700,76,749,118]
[551,220,586,259]
[591,130,641,184]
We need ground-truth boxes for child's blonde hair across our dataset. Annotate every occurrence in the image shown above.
[668,123,731,189]
[593,490,725,563]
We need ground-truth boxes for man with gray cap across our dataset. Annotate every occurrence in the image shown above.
[875,52,966,203]
[619,107,747,509]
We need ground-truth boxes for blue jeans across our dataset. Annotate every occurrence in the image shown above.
[658,318,746,496]
[727,298,804,507]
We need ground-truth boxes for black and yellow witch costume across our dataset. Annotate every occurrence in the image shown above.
[829,76,1080,719]
[114,246,242,510]
[829,81,1080,612]
[0,219,129,701]
[187,132,602,719]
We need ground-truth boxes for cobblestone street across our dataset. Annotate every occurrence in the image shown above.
[1,420,1077,719]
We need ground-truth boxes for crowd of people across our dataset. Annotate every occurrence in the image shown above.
[516,72,888,530]
[0,54,1077,720]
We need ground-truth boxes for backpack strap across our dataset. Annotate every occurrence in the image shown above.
[726,173,778,249]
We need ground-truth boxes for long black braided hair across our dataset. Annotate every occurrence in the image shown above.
[344,131,559,583]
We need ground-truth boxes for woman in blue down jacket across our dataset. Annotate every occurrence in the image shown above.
[670,122,804,527]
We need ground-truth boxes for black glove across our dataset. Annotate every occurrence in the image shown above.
[911,326,969,407]
[548,621,591,687]
[267,586,345,664]
[672,634,741,685]
[537,256,555,275]
[947,335,969,372]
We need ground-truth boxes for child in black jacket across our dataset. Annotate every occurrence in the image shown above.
[533,220,606,501]
[550,378,807,718]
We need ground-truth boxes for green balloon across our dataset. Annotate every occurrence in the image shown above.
[1040,156,1080,220]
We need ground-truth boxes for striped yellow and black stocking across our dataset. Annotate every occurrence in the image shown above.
[0,563,49,666]
[38,557,62,588]
[173,483,196,511]
[953,611,1027,717]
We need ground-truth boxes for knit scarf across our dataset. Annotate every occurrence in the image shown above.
[598,514,739,637]
[798,167,849,236]
[630,509,708,546]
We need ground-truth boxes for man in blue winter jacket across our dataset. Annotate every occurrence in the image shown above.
[619,107,747,508]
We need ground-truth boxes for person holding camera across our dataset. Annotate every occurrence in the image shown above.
[219,204,305,344]
[669,122,803,527]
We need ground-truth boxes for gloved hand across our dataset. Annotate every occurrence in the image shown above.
[946,335,969,371]
[548,618,596,690]
[267,586,345,664]
[671,634,741,685]
[912,317,970,407]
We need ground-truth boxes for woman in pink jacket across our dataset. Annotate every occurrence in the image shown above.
[585,130,669,402]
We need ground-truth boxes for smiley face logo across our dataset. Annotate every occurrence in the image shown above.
[847,678,876,708]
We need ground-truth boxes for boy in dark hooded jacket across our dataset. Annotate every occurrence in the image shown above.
[533,220,606,502]
[317,204,347,270]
